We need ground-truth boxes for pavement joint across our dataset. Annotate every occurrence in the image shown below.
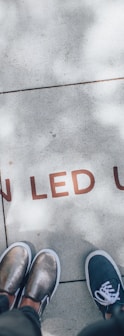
[0,173,8,248]
[60,279,86,284]
[0,76,124,95]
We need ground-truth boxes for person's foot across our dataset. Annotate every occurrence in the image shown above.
[0,241,35,310]
[19,249,61,322]
[85,250,124,319]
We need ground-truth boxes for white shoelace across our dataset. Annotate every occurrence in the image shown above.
[94,281,120,306]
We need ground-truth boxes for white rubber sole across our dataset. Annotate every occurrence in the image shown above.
[85,249,124,299]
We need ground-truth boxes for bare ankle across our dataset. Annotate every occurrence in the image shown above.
[105,312,112,320]
[20,297,40,312]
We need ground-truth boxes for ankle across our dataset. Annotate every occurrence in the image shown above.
[105,306,124,320]
[105,312,112,320]
[20,297,40,312]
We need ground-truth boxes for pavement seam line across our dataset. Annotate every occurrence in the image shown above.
[60,280,86,284]
[0,76,124,95]
[0,172,8,247]
[60,275,124,284]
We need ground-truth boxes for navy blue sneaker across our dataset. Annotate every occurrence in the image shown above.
[85,250,124,318]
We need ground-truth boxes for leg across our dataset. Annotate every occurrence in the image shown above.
[0,241,35,310]
[0,242,39,336]
[19,248,61,326]
[0,295,9,313]
[0,245,60,336]
[78,250,124,335]
[0,307,41,336]
[78,313,124,336]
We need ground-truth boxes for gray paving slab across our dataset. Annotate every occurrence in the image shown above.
[42,281,101,336]
[1,79,124,281]
[0,0,124,92]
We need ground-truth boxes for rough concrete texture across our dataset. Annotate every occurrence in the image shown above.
[0,0,124,91]
[42,282,102,336]
[1,80,124,282]
[1,0,124,335]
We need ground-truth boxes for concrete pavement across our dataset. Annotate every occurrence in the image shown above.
[1,1,124,335]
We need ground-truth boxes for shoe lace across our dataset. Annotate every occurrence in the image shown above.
[94,281,120,306]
